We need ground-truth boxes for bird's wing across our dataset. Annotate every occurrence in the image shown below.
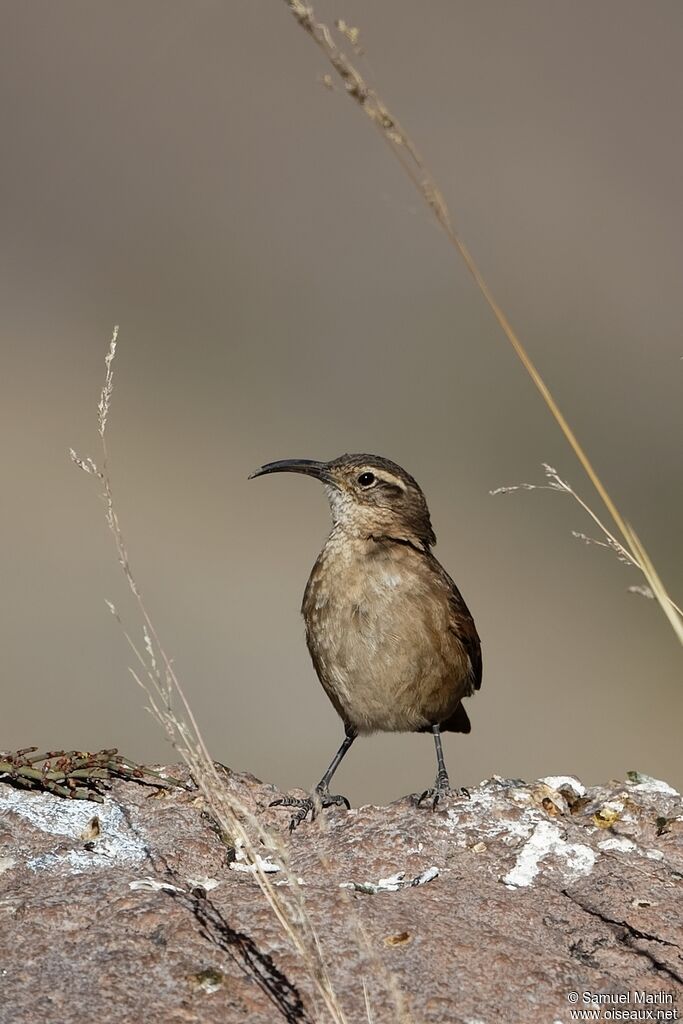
[453,598,483,693]
[428,554,482,694]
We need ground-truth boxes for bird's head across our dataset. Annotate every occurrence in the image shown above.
[249,453,436,550]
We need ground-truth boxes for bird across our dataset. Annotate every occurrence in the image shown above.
[249,453,482,829]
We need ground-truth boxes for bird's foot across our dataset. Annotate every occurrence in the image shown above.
[416,772,470,810]
[270,786,351,832]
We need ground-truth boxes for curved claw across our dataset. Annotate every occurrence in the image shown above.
[416,785,470,810]
[269,796,309,809]
[416,787,443,809]
[289,802,314,832]
[323,792,351,811]
[269,790,351,831]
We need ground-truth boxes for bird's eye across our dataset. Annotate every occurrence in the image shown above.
[357,472,376,487]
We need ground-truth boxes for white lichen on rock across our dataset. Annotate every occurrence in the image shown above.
[341,865,439,893]
[129,877,184,893]
[598,837,637,853]
[503,820,596,888]
[229,853,281,874]
[625,773,679,797]
[0,788,148,873]
[541,775,586,796]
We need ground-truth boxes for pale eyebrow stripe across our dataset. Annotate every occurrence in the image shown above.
[361,467,407,491]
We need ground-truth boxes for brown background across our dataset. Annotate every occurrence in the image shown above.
[1,1,681,803]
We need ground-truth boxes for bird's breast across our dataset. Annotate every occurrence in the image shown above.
[301,535,469,732]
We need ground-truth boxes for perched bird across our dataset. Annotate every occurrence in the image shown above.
[250,453,482,829]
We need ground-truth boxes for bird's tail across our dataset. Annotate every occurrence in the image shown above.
[440,702,472,734]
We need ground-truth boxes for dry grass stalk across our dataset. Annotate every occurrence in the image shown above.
[283,1,682,646]
[72,330,415,1024]
[619,522,683,644]
[491,464,683,640]
[71,329,349,1024]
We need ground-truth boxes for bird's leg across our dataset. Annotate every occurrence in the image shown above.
[271,728,356,831]
[417,724,470,809]
[314,728,356,806]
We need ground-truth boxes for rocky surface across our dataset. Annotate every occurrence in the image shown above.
[0,767,681,1023]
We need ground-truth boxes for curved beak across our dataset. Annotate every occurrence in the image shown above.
[248,458,331,483]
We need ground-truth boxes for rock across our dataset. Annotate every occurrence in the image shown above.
[0,768,681,1023]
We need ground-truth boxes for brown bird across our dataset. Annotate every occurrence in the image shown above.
[250,453,482,829]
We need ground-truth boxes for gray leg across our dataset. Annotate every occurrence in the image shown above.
[417,724,469,809]
[318,728,356,793]
[432,723,450,790]
[271,728,357,831]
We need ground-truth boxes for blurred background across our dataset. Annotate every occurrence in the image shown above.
[1,1,681,803]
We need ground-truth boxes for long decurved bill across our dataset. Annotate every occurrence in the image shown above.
[249,458,330,482]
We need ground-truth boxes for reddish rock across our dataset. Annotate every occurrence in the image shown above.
[0,768,681,1022]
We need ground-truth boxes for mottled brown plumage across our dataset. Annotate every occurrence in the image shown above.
[250,453,482,828]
